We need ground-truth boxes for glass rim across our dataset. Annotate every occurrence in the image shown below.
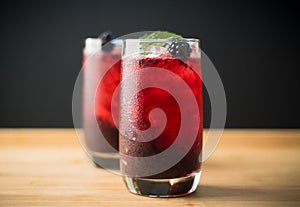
[123,38,200,43]
[84,38,123,46]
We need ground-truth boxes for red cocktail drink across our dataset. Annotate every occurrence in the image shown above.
[82,38,121,165]
[120,38,202,197]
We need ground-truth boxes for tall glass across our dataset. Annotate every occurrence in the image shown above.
[120,38,202,197]
[82,38,121,168]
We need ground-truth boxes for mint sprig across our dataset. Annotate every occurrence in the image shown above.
[139,31,182,39]
[139,31,182,54]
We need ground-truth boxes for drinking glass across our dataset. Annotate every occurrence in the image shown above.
[119,38,202,197]
[82,37,122,169]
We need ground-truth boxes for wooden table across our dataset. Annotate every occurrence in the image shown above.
[0,129,299,206]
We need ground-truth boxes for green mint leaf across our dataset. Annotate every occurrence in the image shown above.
[139,31,182,54]
[139,31,182,39]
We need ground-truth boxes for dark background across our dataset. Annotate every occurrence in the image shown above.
[0,0,299,128]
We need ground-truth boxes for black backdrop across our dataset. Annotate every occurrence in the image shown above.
[0,0,299,128]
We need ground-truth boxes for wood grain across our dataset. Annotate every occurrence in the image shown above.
[0,129,299,207]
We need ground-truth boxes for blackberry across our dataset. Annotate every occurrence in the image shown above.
[167,40,192,61]
[139,59,148,67]
[98,31,114,52]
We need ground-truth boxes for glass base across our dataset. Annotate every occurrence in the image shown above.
[123,171,201,197]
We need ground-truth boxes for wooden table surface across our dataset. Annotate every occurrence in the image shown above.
[0,129,299,207]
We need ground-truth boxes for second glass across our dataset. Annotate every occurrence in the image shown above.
[82,38,121,168]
